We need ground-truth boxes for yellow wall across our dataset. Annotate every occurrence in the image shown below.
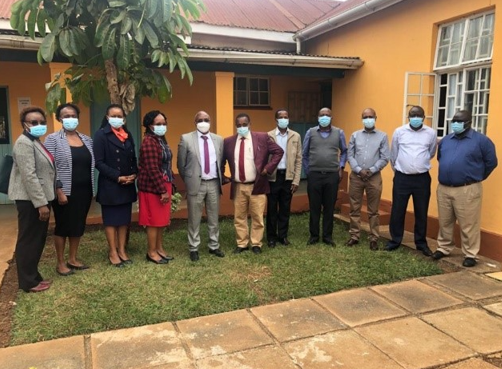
[305,0,502,233]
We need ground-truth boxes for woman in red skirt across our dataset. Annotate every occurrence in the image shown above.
[137,110,174,264]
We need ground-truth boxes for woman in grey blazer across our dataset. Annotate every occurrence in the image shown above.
[8,106,56,293]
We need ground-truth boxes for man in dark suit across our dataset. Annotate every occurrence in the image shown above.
[177,111,225,262]
[222,113,283,254]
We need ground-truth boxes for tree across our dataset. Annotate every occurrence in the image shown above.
[10,0,205,114]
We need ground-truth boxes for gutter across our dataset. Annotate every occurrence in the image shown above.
[0,35,40,50]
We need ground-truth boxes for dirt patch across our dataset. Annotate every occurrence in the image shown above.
[0,259,18,348]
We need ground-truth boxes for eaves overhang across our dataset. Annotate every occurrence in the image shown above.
[191,23,296,44]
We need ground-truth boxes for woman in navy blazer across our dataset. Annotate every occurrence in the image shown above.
[93,104,137,267]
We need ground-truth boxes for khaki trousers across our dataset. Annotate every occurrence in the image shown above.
[349,171,383,242]
[234,183,267,248]
[436,182,483,258]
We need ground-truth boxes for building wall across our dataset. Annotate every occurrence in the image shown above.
[306,0,501,241]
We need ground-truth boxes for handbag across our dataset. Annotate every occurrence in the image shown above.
[0,154,13,194]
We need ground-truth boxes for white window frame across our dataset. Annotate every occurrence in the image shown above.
[233,76,270,107]
[402,72,437,126]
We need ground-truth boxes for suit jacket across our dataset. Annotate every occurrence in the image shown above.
[267,128,303,186]
[8,132,56,208]
[138,133,173,194]
[177,131,224,196]
[93,125,138,206]
[222,131,283,200]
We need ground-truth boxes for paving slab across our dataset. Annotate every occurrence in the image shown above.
[355,316,474,369]
[284,330,403,369]
[251,298,345,342]
[0,336,85,369]
[483,301,502,317]
[371,279,464,313]
[196,346,298,369]
[443,358,499,369]
[423,307,502,354]
[176,309,273,359]
[426,272,502,300]
[486,272,502,281]
[91,322,189,369]
[314,288,407,327]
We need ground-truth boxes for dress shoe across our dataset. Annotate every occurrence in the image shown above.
[233,246,249,254]
[384,243,400,252]
[306,237,319,245]
[252,246,262,254]
[345,238,359,247]
[432,250,446,260]
[209,248,225,257]
[28,283,50,293]
[109,258,125,268]
[416,245,433,257]
[267,240,276,248]
[56,268,75,276]
[119,256,134,264]
[278,238,290,246]
[323,238,335,247]
[369,241,378,251]
[462,257,477,267]
[190,251,199,262]
[146,254,168,264]
[158,253,174,261]
[67,262,90,270]
[40,279,52,286]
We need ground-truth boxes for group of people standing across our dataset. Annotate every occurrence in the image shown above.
[7,102,497,293]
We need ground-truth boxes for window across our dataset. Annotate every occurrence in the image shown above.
[233,76,270,107]
[433,12,494,136]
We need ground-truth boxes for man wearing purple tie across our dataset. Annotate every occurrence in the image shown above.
[177,111,225,262]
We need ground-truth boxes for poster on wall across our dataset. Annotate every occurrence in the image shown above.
[17,97,31,113]
[0,88,9,145]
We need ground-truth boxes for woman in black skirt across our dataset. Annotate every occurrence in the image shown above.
[45,103,95,276]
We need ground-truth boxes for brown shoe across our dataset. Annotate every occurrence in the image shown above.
[345,239,359,247]
[28,283,50,293]
[369,241,378,251]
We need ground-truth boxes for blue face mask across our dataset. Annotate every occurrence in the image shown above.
[237,126,249,136]
[409,117,424,128]
[277,118,289,129]
[109,117,124,129]
[62,118,79,131]
[318,116,331,127]
[451,121,465,135]
[152,125,167,136]
[29,125,47,138]
[362,118,375,129]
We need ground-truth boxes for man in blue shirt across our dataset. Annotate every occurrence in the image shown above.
[432,110,498,267]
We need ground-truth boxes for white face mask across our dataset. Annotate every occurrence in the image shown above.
[197,122,210,134]
[109,117,124,129]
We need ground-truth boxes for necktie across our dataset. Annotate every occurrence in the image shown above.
[239,137,246,182]
[202,135,210,175]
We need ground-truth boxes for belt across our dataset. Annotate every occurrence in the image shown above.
[312,171,334,175]
[276,169,286,175]
[201,178,218,182]
[441,181,480,187]
[396,171,428,176]
[237,181,254,185]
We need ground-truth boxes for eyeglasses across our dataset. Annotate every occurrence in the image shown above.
[25,120,47,126]
[196,118,210,123]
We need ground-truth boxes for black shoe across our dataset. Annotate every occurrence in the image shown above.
[190,251,199,262]
[118,256,133,265]
[252,246,262,254]
[278,238,290,246]
[323,238,335,247]
[369,241,378,251]
[56,268,75,276]
[66,262,90,270]
[385,243,400,251]
[462,258,477,267]
[209,249,225,258]
[267,240,276,248]
[417,245,433,257]
[432,250,446,260]
[307,237,319,245]
[158,253,174,261]
[109,258,125,268]
[345,239,359,247]
[146,254,169,264]
[233,247,249,254]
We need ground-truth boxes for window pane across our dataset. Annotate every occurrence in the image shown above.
[464,93,474,113]
[236,77,247,91]
[467,17,482,38]
[466,70,477,90]
[249,79,258,91]
[463,40,477,61]
[259,92,269,105]
[478,35,493,58]
[235,91,247,106]
[259,79,268,91]
[249,92,259,105]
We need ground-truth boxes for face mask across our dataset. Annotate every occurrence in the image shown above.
[318,116,331,127]
[29,125,47,138]
[451,121,465,135]
[152,125,167,136]
[62,118,79,131]
[409,117,423,128]
[277,118,289,129]
[237,126,249,136]
[197,122,210,134]
[109,117,124,129]
[362,118,375,129]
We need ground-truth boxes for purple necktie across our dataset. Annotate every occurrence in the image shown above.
[202,136,210,174]
[239,137,246,182]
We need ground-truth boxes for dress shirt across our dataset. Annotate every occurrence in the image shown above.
[234,133,256,182]
[275,128,288,170]
[347,129,390,174]
[438,129,497,186]
[197,131,218,180]
[391,124,437,174]
[302,125,348,175]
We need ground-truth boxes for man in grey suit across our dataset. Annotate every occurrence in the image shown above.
[177,111,225,261]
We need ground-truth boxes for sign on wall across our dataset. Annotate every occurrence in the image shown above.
[0,88,9,145]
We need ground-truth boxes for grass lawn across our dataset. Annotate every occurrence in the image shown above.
[10,213,442,345]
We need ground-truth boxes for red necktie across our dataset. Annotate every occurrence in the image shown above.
[202,136,210,174]
[239,137,246,182]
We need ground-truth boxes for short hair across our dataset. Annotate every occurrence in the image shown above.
[275,108,288,119]
[455,109,472,121]
[19,106,46,127]
[100,104,126,129]
[55,103,80,120]
[235,113,250,124]
[408,105,425,117]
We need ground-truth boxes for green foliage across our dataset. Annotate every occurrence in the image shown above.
[10,0,205,112]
